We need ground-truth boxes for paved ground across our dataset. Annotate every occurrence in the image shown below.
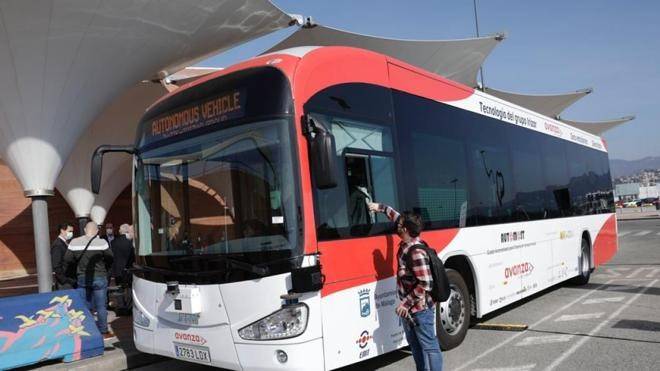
[616,206,660,220]
[132,219,660,371]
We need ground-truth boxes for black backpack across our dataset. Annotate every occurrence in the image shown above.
[405,242,451,302]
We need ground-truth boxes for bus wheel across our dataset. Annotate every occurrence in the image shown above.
[436,269,470,350]
[570,238,591,285]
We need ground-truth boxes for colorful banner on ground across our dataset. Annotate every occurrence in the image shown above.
[0,290,104,369]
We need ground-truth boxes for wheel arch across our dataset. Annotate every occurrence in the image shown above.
[441,252,480,318]
[581,229,593,270]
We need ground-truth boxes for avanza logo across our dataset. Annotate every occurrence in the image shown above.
[504,262,534,279]
[544,122,563,136]
[501,230,525,243]
[174,332,207,345]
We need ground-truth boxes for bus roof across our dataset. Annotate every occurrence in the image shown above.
[150,46,607,153]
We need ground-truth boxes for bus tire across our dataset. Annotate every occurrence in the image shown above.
[436,268,470,350]
[570,237,591,285]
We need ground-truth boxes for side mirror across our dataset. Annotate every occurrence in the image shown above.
[305,114,337,189]
[91,145,137,194]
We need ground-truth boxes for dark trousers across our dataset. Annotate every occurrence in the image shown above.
[76,277,109,333]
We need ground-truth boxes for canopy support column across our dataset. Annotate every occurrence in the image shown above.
[77,216,90,236]
[27,192,53,293]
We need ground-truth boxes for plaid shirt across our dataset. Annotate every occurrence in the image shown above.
[378,204,434,313]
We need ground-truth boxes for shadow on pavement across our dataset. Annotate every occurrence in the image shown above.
[571,283,660,297]
[612,319,660,332]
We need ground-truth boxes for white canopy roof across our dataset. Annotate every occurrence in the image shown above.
[265,24,504,87]
[483,87,592,118]
[559,116,635,136]
[56,68,220,219]
[0,0,295,196]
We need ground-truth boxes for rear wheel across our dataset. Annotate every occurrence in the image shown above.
[436,269,470,350]
[570,237,591,285]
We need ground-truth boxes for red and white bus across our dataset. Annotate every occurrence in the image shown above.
[92,46,618,370]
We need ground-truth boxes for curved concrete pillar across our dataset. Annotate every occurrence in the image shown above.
[0,0,295,291]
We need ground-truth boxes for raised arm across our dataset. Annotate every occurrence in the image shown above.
[368,202,400,223]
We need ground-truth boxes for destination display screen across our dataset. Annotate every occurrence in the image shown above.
[144,88,247,145]
[136,67,293,150]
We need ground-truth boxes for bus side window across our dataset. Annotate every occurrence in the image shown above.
[312,115,399,239]
[345,153,398,228]
[509,129,546,221]
[304,83,399,241]
[541,136,571,217]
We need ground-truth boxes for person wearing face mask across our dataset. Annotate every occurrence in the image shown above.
[104,223,115,244]
[368,202,443,371]
[110,223,135,287]
[51,222,76,290]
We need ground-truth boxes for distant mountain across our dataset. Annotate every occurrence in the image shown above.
[610,156,660,178]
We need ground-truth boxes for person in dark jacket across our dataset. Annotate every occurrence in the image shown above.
[64,221,114,337]
[51,222,75,289]
[111,224,135,286]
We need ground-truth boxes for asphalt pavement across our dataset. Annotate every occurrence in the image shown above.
[132,218,660,371]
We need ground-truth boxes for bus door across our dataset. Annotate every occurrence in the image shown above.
[304,83,405,369]
[313,119,403,368]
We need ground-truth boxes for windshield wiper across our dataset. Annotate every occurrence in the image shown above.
[226,258,269,276]
[130,264,225,277]
[169,254,269,276]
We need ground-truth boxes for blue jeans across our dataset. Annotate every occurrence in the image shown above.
[403,307,443,371]
[76,277,109,333]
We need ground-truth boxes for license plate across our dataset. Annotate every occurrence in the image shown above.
[174,343,211,363]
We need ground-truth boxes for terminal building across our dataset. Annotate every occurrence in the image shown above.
[614,183,660,202]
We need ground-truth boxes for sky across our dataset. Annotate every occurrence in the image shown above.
[199,0,660,161]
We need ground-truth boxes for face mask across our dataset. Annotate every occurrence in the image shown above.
[106,229,113,236]
[125,233,133,240]
[66,231,73,240]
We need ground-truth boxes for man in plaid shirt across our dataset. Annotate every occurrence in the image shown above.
[369,202,443,371]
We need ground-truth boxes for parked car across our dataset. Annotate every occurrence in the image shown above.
[637,197,658,206]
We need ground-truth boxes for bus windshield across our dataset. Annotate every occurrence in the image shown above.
[135,118,299,259]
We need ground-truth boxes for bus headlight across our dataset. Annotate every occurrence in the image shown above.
[133,306,151,328]
[238,303,309,340]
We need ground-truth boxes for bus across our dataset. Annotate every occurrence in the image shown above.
[91,46,618,371]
